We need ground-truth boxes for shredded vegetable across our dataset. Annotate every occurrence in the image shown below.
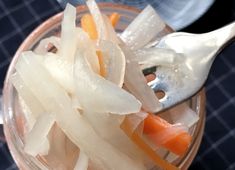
[10,1,199,170]
[121,5,165,50]
[81,14,98,40]
[143,114,191,156]
[109,12,120,27]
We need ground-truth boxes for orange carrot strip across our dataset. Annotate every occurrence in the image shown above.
[96,51,106,77]
[143,114,192,156]
[121,116,179,170]
[81,14,98,40]
[109,12,120,27]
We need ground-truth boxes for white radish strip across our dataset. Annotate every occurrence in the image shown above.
[15,52,77,118]
[83,110,146,163]
[74,151,89,170]
[74,50,141,115]
[44,52,75,94]
[122,47,162,113]
[15,52,145,170]
[134,48,181,68]
[34,36,60,55]
[102,14,120,43]
[60,3,77,62]
[99,40,125,87]
[121,5,165,50]
[24,113,55,156]
[86,0,107,40]
[76,28,100,74]
[10,73,45,121]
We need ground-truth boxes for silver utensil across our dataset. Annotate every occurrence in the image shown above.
[147,22,235,112]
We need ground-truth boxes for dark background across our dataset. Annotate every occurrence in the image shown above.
[182,0,235,33]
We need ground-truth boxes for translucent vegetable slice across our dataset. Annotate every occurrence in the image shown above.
[43,4,79,95]
[122,46,162,113]
[24,112,55,156]
[99,40,125,87]
[60,3,77,63]
[121,5,165,50]
[74,49,141,114]
[83,110,146,164]
[86,0,107,40]
[44,52,75,94]
[76,28,100,74]
[80,10,119,43]
[102,14,120,43]
[43,31,97,106]
[134,48,183,69]
[18,97,36,131]
[11,73,45,121]
[15,51,146,170]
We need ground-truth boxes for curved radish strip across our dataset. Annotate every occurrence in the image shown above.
[122,46,162,113]
[74,49,141,115]
[134,48,182,69]
[99,40,125,87]
[60,4,77,63]
[44,53,75,94]
[86,0,107,41]
[76,28,100,74]
[11,73,45,121]
[15,51,146,170]
[121,5,165,50]
[83,110,146,163]
[102,14,120,43]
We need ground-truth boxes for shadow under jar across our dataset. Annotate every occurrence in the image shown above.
[2,3,206,170]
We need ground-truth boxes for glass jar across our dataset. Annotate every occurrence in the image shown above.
[2,3,206,170]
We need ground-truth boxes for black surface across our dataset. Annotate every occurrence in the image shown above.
[182,0,235,33]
